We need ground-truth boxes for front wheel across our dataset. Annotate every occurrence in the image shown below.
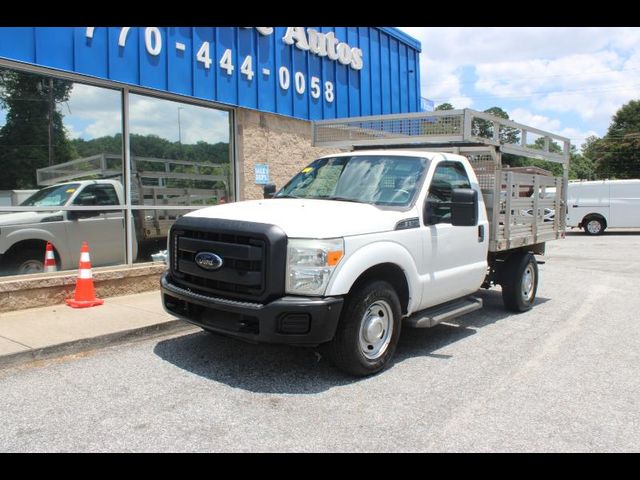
[325,280,402,376]
[10,248,45,275]
[501,252,538,312]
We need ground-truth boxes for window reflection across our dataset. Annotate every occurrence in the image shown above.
[0,67,125,276]
[0,66,233,276]
[128,94,232,207]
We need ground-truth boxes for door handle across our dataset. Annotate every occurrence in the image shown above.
[478,225,485,242]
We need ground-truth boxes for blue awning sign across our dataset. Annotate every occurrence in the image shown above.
[0,26,422,120]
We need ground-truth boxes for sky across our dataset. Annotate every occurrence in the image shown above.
[62,84,231,145]
[399,27,640,151]
[0,82,230,146]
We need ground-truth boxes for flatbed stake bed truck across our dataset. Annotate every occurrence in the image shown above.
[161,109,570,376]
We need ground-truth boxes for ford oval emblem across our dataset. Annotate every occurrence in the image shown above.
[195,252,224,271]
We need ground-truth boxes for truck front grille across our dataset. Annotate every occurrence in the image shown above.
[176,229,266,297]
[168,216,287,303]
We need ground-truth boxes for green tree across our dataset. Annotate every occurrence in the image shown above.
[586,100,640,178]
[72,134,123,158]
[0,70,76,189]
[472,106,520,144]
[569,151,595,180]
[435,102,454,111]
[503,135,593,179]
[581,135,601,160]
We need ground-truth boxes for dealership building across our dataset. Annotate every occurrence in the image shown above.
[0,26,423,309]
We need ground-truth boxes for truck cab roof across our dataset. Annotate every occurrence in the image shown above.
[317,150,459,161]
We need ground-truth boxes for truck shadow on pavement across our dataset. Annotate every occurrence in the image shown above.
[153,289,549,394]
[566,230,640,236]
[395,289,548,363]
[154,331,356,393]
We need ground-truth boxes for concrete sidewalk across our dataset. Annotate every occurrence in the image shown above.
[0,290,195,369]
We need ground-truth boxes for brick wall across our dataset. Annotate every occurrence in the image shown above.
[235,109,341,201]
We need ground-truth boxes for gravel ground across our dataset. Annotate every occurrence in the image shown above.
[1,230,639,452]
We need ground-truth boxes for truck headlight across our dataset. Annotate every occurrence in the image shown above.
[286,238,344,296]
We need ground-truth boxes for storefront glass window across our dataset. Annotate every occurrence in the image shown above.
[0,66,233,276]
[128,93,232,264]
[128,93,232,207]
[0,67,125,276]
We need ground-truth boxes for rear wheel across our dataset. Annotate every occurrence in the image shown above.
[583,217,605,235]
[326,280,401,376]
[501,252,538,312]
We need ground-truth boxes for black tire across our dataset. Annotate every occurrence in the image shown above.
[326,280,402,376]
[583,217,605,235]
[9,248,45,275]
[501,252,538,312]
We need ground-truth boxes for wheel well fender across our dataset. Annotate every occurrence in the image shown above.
[2,239,61,268]
[581,213,607,228]
[4,239,59,259]
[326,241,419,315]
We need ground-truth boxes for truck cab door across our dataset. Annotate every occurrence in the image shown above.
[65,184,126,268]
[419,161,488,308]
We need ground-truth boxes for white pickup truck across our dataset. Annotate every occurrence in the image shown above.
[161,109,570,376]
[1,153,229,276]
[0,180,132,274]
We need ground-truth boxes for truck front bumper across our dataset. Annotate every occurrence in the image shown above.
[161,272,343,346]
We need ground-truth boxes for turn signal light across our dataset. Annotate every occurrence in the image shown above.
[327,250,343,266]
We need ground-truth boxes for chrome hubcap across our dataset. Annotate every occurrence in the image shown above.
[19,260,43,274]
[359,300,393,360]
[587,220,601,234]
[522,264,535,302]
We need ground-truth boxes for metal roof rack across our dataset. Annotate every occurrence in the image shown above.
[312,108,570,165]
[312,109,571,252]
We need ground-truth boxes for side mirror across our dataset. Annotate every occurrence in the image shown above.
[263,183,276,199]
[451,188,478,226]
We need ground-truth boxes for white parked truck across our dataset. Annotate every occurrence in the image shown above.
[0,180,133,274]
[161,109,570,376]
[565,179,640,235]
[0,154,228,275]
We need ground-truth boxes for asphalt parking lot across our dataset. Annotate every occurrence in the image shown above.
[1,229,639,452]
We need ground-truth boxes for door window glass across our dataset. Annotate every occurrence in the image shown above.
[427,162,471,224]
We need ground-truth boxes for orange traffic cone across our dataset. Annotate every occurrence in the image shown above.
[65,241,104,308]
[44,242,57,273]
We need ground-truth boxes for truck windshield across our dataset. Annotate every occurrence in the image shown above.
[276,155,428,206]
[20,183,81,207]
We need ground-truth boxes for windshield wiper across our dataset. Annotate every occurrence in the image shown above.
[277,195,370,204]
[325,196,369,204]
